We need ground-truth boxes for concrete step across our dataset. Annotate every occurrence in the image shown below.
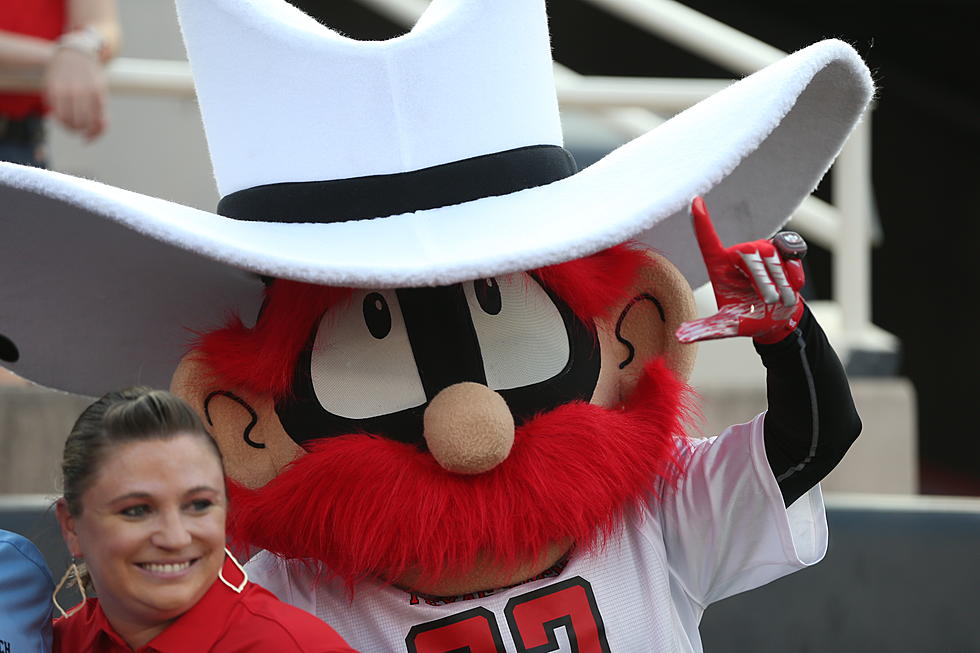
[0,380,92,495]
[694,377,917,495]
[685,293,917,494]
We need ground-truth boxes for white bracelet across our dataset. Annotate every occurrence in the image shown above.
[57,26,105,59]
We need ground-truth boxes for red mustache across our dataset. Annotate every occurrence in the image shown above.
[228,358,694,589]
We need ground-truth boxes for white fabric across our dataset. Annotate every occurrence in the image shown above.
[175,0,563,195]
[247,413,827,652]
[0,15,874,396]
[0,38,872,291]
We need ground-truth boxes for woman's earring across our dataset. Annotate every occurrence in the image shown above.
[218,547,248,593]
[52,558,88,618]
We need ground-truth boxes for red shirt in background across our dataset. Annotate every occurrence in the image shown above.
[52,556,359,652]
[0,0,67,117]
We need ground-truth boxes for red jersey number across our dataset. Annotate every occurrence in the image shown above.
[406,607,505,653]
[406,577,611,652]
[505,578,611,652]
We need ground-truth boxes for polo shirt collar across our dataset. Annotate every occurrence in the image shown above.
[145,555,246,652]
[67,599,131,651]
[71,556,246,653]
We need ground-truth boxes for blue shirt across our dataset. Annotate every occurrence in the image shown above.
[0,529,54,653]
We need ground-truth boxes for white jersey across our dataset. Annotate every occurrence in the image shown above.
[248,413,827,652]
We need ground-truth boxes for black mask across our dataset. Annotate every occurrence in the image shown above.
[276,273,601,449]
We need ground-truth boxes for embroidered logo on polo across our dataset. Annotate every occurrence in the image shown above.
[276,273,601,448]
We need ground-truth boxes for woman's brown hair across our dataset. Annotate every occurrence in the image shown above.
[61,386,223,516]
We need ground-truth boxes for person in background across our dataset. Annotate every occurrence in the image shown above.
[52,387,358,652]
[0,529,55,653]
[0,0,120,166]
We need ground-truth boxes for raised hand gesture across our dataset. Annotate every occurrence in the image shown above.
[676,197,806,345]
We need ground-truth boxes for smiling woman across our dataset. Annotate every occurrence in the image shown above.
[51,388,358,653]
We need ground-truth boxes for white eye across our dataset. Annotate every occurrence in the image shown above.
[310,290,426,419]
[463,274,570,391]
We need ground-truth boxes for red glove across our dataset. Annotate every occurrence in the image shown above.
[675,197,806,345]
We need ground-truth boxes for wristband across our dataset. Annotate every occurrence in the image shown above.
[57,26,105,60]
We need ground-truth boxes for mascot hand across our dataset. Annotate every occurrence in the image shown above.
[676,196,806,345]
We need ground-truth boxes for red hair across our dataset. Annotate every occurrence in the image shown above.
[193,282,351,399]
[200,244,691,589]
[193,244,650,399]
[533,243,649,326]
[227,357,693,588]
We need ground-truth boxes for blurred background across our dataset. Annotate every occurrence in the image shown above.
[2,0,978,650]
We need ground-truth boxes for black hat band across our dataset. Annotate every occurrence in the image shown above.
[217,145,577,224]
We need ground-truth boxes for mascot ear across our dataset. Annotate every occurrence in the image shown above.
[171,353,303,488]
[596,251,698,403]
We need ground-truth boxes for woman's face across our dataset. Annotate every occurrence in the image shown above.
[58,434,226,630]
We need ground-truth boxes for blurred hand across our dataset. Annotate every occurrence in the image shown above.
[43,46,107,140]
[676,196,806,345]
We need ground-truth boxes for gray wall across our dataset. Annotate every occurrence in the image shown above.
[700,499,980,652]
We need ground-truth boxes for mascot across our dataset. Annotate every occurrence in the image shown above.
[0,0,870,649]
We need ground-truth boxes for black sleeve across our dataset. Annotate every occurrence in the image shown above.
[754,304,862,506]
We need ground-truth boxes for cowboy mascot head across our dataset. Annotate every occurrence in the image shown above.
[1,0,870,596]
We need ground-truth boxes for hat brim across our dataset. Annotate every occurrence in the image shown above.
[0,40,871,396]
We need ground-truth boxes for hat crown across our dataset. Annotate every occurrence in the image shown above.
[176,0,564,196]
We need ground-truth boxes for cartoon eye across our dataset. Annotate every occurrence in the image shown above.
[363,292,392,338]
[474,278,502,315]
[310,290,426,419]
[463,274,570,391]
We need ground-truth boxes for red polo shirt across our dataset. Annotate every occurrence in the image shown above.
[0,0,67,117]
[52,557,358,652]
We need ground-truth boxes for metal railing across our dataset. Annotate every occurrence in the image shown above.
[579,0,883,354]
[0,0,891,359]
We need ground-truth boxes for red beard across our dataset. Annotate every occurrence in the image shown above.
[227,358,694,588]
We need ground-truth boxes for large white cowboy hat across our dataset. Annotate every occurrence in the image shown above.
[0,0,872,396]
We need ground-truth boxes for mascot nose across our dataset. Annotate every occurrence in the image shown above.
[423,382,515,475]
